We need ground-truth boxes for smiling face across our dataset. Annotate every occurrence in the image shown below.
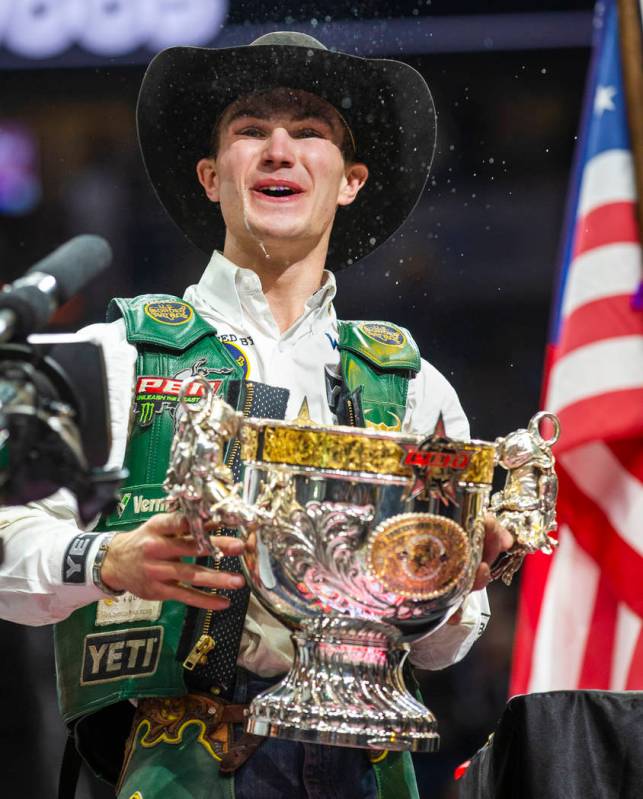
[196,88,368,266]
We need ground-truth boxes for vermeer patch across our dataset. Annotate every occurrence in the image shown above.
[116,490,168,522]
[360,322,406,347]
[144,301,193,326]
[80,626,163,685]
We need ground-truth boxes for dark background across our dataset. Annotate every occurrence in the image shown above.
[0,1,592,797]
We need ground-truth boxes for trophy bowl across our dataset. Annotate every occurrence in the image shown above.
[165,380,559,752]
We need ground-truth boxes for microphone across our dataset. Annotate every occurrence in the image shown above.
[0,235,112,342]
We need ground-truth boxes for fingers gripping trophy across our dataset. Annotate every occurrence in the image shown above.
[165,380,560,752]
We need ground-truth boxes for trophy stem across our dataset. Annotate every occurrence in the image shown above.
[245,617,440,752]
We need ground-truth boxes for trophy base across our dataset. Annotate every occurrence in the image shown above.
[245,617,440,752]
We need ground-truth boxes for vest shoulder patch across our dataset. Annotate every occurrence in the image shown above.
[337,320,421,373]
[107,294,215,350]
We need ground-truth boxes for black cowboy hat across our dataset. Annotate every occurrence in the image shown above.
[137,31,436,271]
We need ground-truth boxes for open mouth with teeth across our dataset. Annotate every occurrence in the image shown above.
[252,182,304,199]
[259,186,297,197]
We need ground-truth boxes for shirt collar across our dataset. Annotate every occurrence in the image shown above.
[193,250,337,325]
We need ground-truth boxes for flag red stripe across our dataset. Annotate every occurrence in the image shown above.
[607,438,643,483]
[576,575,618,688]
[509,551,555,696]
[572,200,639,258]
[556,465,643,615]
[552,389,643,452]
[625,629,643,689]
[557,294,643,356]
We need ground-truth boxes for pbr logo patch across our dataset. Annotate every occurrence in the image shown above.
[144,301,193,326]
[135,358,230,427]
[62,532,100,584]
[360,322,405,347]
[402,448,472,471]
[80,626,163,685]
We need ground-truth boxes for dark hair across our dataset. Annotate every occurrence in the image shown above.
[209,87,356,162]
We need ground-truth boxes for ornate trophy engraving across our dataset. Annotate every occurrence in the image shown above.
[164,378,560,752]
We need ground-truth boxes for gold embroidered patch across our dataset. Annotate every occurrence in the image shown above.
[360,322,405,347]
[144,301,193,325]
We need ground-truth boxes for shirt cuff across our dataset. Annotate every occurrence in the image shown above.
[408,589,491,671]
[0,517,109,625]
[58,530,111,589]
[40,528,110,620]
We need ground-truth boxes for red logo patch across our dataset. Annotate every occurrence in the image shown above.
[135,376,222,397]
[403,449,472,470]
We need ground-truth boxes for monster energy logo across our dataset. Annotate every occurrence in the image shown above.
[138,401,156,426]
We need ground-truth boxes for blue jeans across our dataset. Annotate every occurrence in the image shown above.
[230,669,378,799]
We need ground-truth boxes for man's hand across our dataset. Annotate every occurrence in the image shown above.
[448,513,513,625]
[100,512,246,611]
[472,513,514,591]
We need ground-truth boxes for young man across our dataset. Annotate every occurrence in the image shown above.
[0,32,511,798]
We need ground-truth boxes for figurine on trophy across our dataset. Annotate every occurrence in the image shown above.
[490,411,560,585]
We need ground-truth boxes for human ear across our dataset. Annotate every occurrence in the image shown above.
[337,162,369,207]
[196,157,219,202]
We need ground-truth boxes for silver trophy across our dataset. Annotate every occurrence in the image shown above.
[164,378,559,752]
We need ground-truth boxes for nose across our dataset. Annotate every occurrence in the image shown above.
[261,127,295,167]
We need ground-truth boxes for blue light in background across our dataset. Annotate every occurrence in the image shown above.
[0,122,41,215]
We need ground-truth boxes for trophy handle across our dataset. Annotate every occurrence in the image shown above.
[163,377,258,557]
[489,411,560,585]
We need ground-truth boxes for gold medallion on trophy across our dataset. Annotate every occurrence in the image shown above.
[368,513,471,599]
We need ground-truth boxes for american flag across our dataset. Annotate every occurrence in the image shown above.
[510,0,643,694]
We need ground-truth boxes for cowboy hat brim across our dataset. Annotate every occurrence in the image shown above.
[137,41,436,271]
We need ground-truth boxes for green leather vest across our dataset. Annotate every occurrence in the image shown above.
[54,295,421,798]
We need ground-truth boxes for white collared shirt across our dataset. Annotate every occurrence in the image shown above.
[0,251,489,673]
